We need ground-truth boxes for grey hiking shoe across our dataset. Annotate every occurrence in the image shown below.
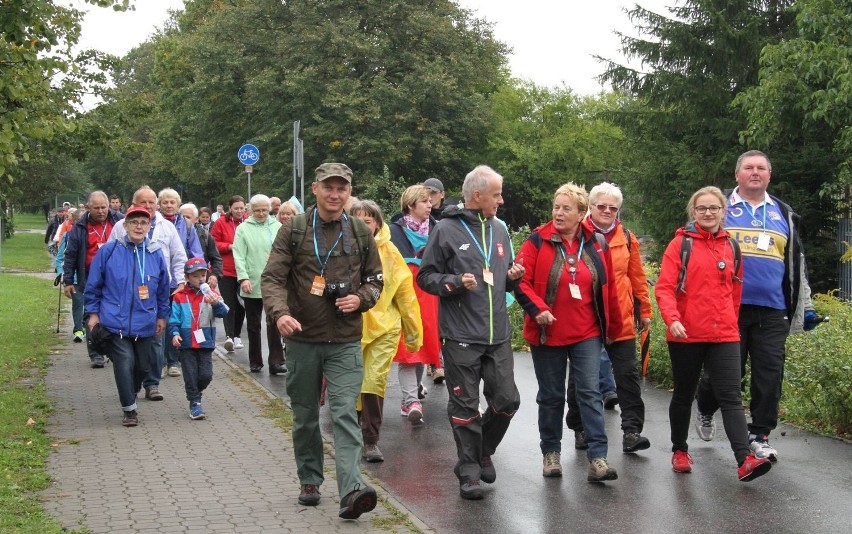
[587,457,618,482]
[623,432,651,453]
[542,451,562,477]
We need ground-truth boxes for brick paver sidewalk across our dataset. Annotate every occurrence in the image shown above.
[40,335,427,533]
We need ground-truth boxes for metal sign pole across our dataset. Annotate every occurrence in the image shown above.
[245,166,253,200]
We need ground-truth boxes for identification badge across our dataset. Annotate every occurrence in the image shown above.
[310,275,326,296]
[482,268,494,286]
[757,233,770,251]
[193,329,206,343]
[138,285,149,300]
[569,283,582,300]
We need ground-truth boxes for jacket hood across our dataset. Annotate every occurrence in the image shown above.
[441,204,491,224]
[375,222,390,246]
[679,221,731,240]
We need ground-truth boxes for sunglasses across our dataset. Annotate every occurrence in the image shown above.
[594,204,619,213]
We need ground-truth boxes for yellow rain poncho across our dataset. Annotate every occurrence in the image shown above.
[359,223,422,401]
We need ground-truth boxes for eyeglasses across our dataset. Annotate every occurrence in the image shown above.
[694,205,723,214]
[594,204,619,213]
[125,219,150,227]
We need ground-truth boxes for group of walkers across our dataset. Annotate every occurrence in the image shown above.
[49,148,818,520]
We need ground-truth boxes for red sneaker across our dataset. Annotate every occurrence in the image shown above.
[738,453,772,482]
[672,450,693,473]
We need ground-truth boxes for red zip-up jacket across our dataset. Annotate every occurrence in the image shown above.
[210,213,245,277]
[655,223,743,343]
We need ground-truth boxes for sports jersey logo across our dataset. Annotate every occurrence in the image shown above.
[768,209,783,221]
[729,207,744,218]
[497,243,505,257]
[751,219,764,227]
[459,243,470,251]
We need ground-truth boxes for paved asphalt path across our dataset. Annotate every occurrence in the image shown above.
[233,318,852,534]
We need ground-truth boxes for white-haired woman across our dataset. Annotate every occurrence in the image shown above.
[233,194,285,374]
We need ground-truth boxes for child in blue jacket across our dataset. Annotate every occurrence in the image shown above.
[169,258,229,420]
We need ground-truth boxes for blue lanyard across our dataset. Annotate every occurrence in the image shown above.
[312,209,345,277]
[558,234,585,283]
[745,194,768,230]
[459,218,493,268]
[135,239,147,284]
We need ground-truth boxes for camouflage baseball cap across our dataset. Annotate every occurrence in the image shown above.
[315,163,353,183]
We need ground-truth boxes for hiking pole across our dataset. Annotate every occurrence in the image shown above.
[55,276,62,333]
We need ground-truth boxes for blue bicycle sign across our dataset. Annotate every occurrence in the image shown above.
[238,144,260,165]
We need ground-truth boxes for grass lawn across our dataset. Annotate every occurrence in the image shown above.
[0,274,79,533]
[0,233,53,273]
[12,212,48,232]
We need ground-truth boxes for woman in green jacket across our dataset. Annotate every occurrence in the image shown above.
[233,194,285,373]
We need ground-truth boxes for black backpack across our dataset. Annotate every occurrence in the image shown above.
[675,235,742,293]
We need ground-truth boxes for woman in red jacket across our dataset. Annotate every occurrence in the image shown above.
[515,183,622,483]
[210,195,247,352]
[656,186,770,482]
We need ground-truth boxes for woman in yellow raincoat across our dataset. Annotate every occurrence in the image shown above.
[351,200,422,463]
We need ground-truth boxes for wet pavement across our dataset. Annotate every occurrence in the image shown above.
[233,320,852,534]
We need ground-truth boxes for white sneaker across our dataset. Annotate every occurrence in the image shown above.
[160,367,168,379]
[749,434,778,462]
[694,408,716,441]
[223,337,234,352]
[233,337,244,349]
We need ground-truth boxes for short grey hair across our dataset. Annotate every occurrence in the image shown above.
[180,203,198,218]
[462,165,502,202]
[249,194,271,209]
[158,187,181,204]
[87,190,108,205]
[588,182,623,209]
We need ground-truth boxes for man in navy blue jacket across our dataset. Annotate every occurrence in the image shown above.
[62,191,124,368]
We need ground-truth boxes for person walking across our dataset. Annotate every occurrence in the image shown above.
[85,207,171,427]
[656,186,772,482]
[61,191,124,367]
[169,258,230,420]
[351,199,422,462]
[514,182,621,482]
[564,182,653,454]
[417,165,525,500]
[693,151,819,463]
[233,194,285,374]
[262,163,384,519]
[210,196,247,353]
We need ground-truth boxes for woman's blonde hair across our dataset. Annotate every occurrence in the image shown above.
[686,186,726,221]
[553,182,589,213]
[400,185,430,215]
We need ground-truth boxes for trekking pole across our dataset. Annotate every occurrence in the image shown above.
[56,284,62,333]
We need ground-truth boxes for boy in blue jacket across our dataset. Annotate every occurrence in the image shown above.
[169,258,229,420]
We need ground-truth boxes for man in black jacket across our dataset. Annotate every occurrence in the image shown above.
[417,165,525,500]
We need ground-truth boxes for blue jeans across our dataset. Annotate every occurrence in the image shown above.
[531,337,608,459]
[110,335,153,411]
[71,289,85,332]
[143,332,165,388]
[599,347,616,395]
[179,349,213,404]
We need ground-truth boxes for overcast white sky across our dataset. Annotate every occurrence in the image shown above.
[75,0,674,95]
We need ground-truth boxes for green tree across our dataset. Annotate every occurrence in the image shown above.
[483,81,628,228]
[735,0,852,194]
[106,0,509,207]
[597,0,797,252]
[0,1,131,201]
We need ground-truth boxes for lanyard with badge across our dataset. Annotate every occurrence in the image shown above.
[136,239,149,300]
[745,194,771,251]
[459,217,494,285]
[559,234,585,300]
[309,210,345,296]
[90,221,110,248]
[190,291,206,343]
